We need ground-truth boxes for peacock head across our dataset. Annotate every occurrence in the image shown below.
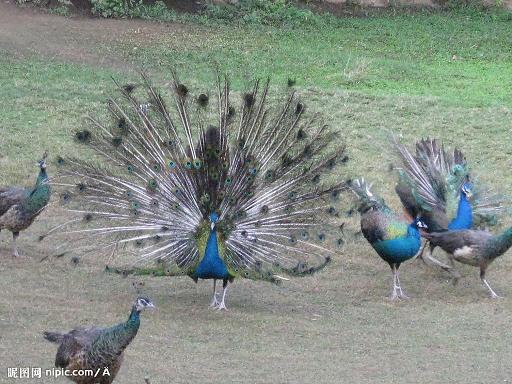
[414,219,428,230]
[461,183,473,199]
[37,151,48,170]
[209,212,220,230]
[133,297,156,312]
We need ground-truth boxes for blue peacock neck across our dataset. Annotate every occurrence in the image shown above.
[448,192,472,230]
[24,168,51,214]
[193,217,230,279]
[407,222,421,239]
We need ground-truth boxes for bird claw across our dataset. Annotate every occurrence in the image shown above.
[216,301,228,311]
[490,292,503,299]
[209,295,220,308]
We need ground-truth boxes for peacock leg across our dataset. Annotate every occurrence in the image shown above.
[388,265,399,300]
[209,279,220,308]
[12,232,19,257]
[416,241,428,263]
[217,279,228,311]
[395,268,409,300]
[480,268,502,299]
[448,257,461,285]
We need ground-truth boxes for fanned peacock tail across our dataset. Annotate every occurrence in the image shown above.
[392,136,505,228]
[44,71,349,284]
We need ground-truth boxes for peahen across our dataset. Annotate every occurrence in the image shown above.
[423,227,512,298]
[44,297,155,383]
[392,137,504,275]
[0,152,51,256]
[351,178,427,300]
[45,72,349,310]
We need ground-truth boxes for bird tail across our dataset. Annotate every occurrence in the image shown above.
[43,331,65,344]
[350,178,388,213]
[42,71,350,280]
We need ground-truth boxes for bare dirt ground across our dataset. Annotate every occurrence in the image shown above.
[0,0,189,68]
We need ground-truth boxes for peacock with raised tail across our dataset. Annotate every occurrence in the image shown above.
[44,297,155,383]
[0,152,51,256]
[392,137,505,276]
[423,227,512,298]
[351,178,426,300]
[44,72,349,310]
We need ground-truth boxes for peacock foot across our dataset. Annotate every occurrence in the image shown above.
[209,295,220,308]
[216,301,228,311]
[388,290,399,301]
[489,292,504,299]
[398,290,410,300]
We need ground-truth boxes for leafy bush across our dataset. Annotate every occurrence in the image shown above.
[90,0,178,19]
[203,0,325,27]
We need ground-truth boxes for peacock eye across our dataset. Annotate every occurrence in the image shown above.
[169,161,176,169]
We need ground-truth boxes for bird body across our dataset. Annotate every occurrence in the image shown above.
[44,297,154,383]
[352,179,425,300]
[424,227,512,297]
[46,73,348,310]
[0,154,50,256]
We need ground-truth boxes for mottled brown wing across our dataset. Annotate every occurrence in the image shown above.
[55,327,103,368]
[0,187,27,216]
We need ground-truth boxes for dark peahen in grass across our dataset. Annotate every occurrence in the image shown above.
[44,297,155,383]
[392,137,505,276]
[351,179,427,300]
[0,152,51,256]
[44,72,349,310]
[423,228,512,298]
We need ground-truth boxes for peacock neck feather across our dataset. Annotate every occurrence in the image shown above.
[89,307,140,361]
[24,168,51,214]
[491,227,512,257]
[448,192,472,230]
[193,223,229,280]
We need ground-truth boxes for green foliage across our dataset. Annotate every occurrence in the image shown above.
[202,0,325,26]
[90,0,177,18]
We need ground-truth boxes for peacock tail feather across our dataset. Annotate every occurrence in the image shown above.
[45,71,349,283]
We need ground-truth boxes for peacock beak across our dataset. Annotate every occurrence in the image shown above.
[211,222,215,230]
[147,302,156,310]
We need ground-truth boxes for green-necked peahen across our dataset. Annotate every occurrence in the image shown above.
[44,297,155,384]
[423,228,512,298]
[351,179,426,300]
[392,137,505,276]
[44,72,349,310]
[0,152,51,256]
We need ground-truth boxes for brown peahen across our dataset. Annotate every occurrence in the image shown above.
[43,297,155,384]
[43,72,349,310]
[423,227,512,298]
[0,152,51,256]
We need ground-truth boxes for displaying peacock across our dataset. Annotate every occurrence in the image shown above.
[44,297,155,383]
[351,178,426,300]
[44,72,348,310]
[423,227,512,298]
[0,152,51,256]
[392,137,505,275]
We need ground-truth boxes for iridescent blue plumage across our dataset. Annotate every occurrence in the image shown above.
[352,179,425,300]
[447,184,473,230]
[193,213,230,280]
[372,223,422,265]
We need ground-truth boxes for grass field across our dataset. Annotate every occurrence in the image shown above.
[1,3,512,383]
